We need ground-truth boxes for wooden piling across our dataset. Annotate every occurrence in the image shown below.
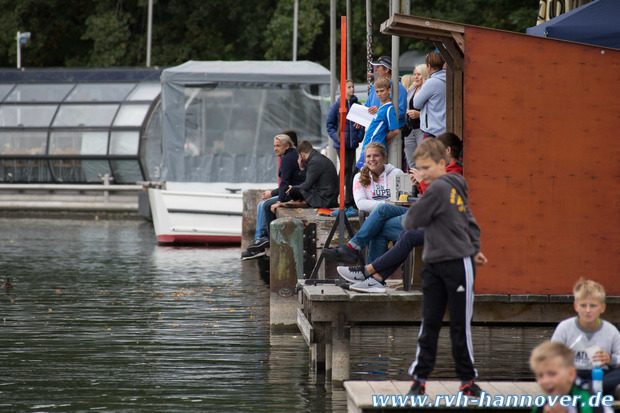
[241,190,264,251]
[269,217,304,327]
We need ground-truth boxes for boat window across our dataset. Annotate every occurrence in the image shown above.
[0,105,57,127]
[110,131,139,155]
[65,83,136,102]
[180,83,326,183]
[53,104,119,127]
[113,104,150,127]
[0,131,48,155]
[0,85,15,101]
[49,131,109,155]
[81,160,111,182]
[0,159,51,182]
[0,70,162,183]
[110,160,143,183]
[49,159,86,182]
[5,84,73,102]
[127,82,161,101]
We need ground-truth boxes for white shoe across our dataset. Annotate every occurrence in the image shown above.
[337,266,367,283]
[350,277,387,293]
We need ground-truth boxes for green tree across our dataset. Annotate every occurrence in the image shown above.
[82,8,132,66]
[0,0,539,72]
[263,0,327,60]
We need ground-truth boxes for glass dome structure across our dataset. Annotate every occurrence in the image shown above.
[0,68,162,184]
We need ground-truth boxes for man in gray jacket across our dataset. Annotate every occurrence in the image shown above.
[413,52,446,138]
[272,140,339,210]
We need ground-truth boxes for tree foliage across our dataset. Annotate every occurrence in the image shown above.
[0,0,538,81]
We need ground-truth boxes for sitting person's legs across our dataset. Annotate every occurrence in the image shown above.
[347,228,424,293]
[245,197,279,257]
[254,196,278,240]
[287,187,307,203]
[371,229,424,279]
[323,203,408,264]
[366,214,407,262]
[602,367,620,396]
[260,196,280,237]
[338,229,424,284]
[350,203,408,248]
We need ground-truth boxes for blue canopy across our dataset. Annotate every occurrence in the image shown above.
[526,0,620,49]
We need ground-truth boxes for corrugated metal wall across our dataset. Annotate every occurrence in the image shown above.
[464,27,620,294]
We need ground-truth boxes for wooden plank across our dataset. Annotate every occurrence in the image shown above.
[381,14,466,38]
[344,381,375,410]
[451,32,465,54]
[485,381,535,397]
[426,380,458,399]
[452,68,463,139]
[368,381,401,398]
[392,380,413,395]
[444,63,455,136]
[345,380,615,411]
[296,307,313,345]
[303,285,349,301]
[512,381,541,396]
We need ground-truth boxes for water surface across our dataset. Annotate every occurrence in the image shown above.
[0,218,553,412]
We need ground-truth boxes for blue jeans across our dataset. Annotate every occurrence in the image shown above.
[255,196,279,239]
[349,203,409,262]
[371,228,425,280]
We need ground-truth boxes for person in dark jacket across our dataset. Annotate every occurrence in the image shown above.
[274,140,338,210]
[326,80,364,211]
[242,133,304,260]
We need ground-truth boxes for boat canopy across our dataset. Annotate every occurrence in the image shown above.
[526,0,620,49]
[0,68,162,183]
[158,60,331,183]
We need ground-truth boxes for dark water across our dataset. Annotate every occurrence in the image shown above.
[0,218,554,412]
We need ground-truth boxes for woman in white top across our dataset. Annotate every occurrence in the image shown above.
[352,142,402,213]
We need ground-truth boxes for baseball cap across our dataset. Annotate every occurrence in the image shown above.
[370,56,392,70]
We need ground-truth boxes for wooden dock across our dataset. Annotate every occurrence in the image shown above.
[345,380,620,412]
[297,283,620,382]
[346,380,541,412]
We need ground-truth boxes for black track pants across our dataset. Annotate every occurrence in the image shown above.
[408,256,478,381]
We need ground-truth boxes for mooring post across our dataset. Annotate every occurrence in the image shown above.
[331,313,350,383]
[241,190,263,251]
[270,217,304,327]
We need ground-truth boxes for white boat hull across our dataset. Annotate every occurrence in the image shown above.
[148,182,271,245]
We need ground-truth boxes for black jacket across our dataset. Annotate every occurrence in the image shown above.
[291,150,339,208]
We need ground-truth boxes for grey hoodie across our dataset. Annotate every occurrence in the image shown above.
[413,69,446,136]
[402,173,481,263]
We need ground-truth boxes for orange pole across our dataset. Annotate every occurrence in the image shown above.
[338,16,347,211]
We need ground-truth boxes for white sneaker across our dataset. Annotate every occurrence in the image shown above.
[337,266,367,283]
[350,277,386,293]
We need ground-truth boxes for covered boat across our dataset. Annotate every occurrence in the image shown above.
[148,60,330,244]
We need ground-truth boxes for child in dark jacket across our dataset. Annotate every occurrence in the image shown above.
[402,138,487,397]
[326,80,364,210]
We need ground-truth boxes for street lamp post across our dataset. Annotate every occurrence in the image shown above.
[16,31,31,69]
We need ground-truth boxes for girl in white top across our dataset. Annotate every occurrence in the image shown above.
[352,142,403,213]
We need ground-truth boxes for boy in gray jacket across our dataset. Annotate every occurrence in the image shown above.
[402,138,487,397]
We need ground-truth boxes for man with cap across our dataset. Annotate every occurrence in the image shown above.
[365,56,407,128]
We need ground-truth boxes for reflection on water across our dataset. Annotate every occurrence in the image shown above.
[0,218,553,412]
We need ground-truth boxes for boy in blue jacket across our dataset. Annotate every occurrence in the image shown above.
[326,80,364,211]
